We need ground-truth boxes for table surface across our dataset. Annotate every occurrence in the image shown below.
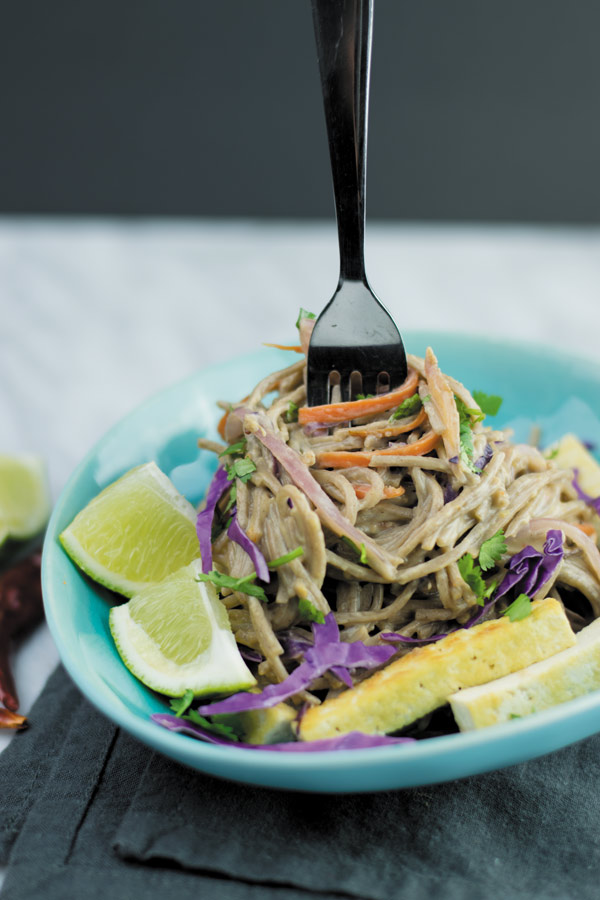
[1,217,599,883]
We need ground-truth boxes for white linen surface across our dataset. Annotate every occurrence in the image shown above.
[1,217,599,764]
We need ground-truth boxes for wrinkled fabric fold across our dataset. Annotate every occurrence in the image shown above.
[2,665,600,900]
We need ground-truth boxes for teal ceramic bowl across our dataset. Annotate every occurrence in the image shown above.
[42,332,600,792]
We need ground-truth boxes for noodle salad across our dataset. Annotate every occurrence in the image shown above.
[152,313,600,748]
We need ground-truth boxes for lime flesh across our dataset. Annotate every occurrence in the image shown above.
[60,462,200,597]
[110,560,256,697]
[0,454,51,544]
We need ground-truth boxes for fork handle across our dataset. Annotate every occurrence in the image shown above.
[311,0,372,284]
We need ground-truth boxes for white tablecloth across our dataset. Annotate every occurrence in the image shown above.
[1,219,599,882]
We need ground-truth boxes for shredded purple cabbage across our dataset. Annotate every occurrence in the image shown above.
[495,529,564,601]
[239,646,263,663]
[448,455,459,465]
[583,440,597,452]
[195,613,395,715]
[303,422,329,437]
[196,466,230,573]
[227,511,270,582]
[382,530,564,645]
[443,484,459,505]
[474,444,493,472]
[151,713,415,750]
[572,469,600,516]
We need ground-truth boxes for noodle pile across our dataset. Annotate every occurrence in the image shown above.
[198,345,600,710]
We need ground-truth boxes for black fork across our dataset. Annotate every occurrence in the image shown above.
[306,0,407,407]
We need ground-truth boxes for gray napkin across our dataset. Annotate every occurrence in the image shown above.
[2,664,600,900]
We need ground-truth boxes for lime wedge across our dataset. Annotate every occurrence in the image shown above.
[60,462,200,597]
[0,454,51,545]
[109,560,257,697]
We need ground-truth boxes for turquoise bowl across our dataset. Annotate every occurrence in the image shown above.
[42,332,600,792]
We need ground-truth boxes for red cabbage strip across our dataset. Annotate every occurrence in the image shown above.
[572,469,600,516]
[474,444,493,472]
[151,714,414,749]
[195,613,395,715]
[227,511,270,582]
[196,466,230,573]
[495,529,563,600]
[236,408,397,580]
[381,529,564,644]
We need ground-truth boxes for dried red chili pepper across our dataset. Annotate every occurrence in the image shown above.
[0,551,44,714]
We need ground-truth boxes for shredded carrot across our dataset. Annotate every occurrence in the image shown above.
[316,430,441,469]
[217,409,229,440]
[263,343,303,353]
[352,484,406,499]
[298,369,419,426]
[575,522,597,539]
[349,407,427,438]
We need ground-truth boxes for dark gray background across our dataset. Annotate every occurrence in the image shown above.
[1,0,599,221]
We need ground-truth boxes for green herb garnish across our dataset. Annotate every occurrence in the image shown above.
[455,396,482,473]
[341,536,369,565]
[226,458,256,484]
[184,708,240,741]
[219,438,247,458]
[223,483,237,514]
[286,401,299,423]
[457,553,497,606]
[169,689,194,717]
[545,448,559,460]
[196,570,267,602]
[298,597,326,624]
[472,391,503,417]
[268,547,304,568]
[478,530,507,572]
[503,593,532,622]
[296,308,316,330]
[389,393,422,422]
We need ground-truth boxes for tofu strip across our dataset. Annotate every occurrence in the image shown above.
[299,598,575,741]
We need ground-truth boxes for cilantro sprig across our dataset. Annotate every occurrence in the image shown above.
[298,597,325,625]
[478,530,507,572]
[196,570,267,602]
[341,536,369,565]
[286,401,299,423]
[457,530,506,605]
[268,547,304,568]
[472,391,503,417]
[169,691,239,741]
[503,593,532,622]
[296,308,316,330]
[389,393,422,422]
[219,438,247,458]
[226,458,256,484]
[455,396,484,473]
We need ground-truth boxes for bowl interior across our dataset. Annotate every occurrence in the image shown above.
[42,332,600,792]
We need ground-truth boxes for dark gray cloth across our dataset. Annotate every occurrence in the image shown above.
[1,665,599,900]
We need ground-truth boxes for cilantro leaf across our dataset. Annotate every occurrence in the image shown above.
[341,535,369,566]
[184,708,240,741]
[196,570,267,602]
[478,530,507,572]
[455,397,483,473]
[472,391,503,417]
[545,447,559,460]
[169,689,194,717]
[457,553,487,604]
[226,457,256,484]
[389,393,422,422]
[285,401,299,423]
[223,483,237,514]
[503,593,532,622]
[268,547,304,568]
[219,438,247,458]
[296,308,316,330]
[298,597,326,624]
[355,393,375,400]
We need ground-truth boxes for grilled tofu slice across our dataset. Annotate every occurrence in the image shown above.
[449,617,600,729]
[298,598,575,741]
